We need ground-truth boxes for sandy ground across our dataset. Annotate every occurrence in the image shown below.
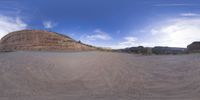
[0,51,200,100]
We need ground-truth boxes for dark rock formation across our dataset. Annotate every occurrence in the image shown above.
[0,30,96,52]
[152,47,186,55]
[119,46,153,55]
[119,46,186,55]
[187,42,200,53]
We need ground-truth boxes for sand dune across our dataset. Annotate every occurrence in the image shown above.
[0,51,200,100]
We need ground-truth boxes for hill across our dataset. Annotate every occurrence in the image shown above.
[0,30,97,52]
[187,41,200,53]
[118,46,186,55]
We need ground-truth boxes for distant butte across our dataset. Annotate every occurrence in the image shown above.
[0,30,97,52]
[187,41,200,53]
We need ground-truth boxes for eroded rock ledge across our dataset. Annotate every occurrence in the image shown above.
[0,30,96,52]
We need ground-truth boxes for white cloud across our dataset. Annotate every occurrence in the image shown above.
[109,37,141,49]
[151,29,159,35]
[110,18,200,49]
[86,29,112,41]
[43,21,54,29]
[119,37,137,46]
[145,18,200,47]
[180,13,200,17]
[86,34,111,41]
[110,37,155,49]
[0,15,27,39]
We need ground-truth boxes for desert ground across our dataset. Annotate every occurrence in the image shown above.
[0,51,200,100]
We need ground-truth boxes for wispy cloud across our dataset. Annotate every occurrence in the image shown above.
[180,13,200,17]
[109,37,138,49]
[110,37,154,49]
[0,15,27,39]
[110,17,200,49]
[145,18,200,47]
[153,3,197,7]
[43,21,55,29]
[0,0,23,16]
[119,37,137,46]
[78,29,112,48]
[86,29,112,41]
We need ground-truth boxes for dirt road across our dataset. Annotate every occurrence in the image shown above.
[0,51,200,100]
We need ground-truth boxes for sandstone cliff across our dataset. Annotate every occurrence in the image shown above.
[0,30,96,52]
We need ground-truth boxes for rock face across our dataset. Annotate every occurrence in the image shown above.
[187,42,200,53]
[119,46,186,55]
[0,30,96,51]
[152,47,186,55]
[119,46,153,55]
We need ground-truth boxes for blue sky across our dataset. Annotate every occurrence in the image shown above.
[1,0,200,48]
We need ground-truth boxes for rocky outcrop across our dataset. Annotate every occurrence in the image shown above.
[152,47,186,55]
[119,46,186,55]
[119,46,153,55]
[0,30,96,52]
[187,42,200,53]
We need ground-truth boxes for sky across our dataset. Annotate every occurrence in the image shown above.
[0,0,200,49]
